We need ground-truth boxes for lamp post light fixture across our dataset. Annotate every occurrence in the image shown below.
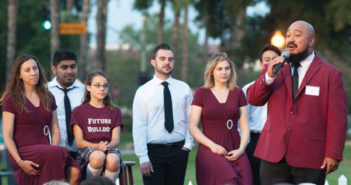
[271,30,285,49]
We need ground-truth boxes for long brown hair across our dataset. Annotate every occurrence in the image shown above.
[203,52,237,90]
[83,71,115,110]
[0,54,51,112]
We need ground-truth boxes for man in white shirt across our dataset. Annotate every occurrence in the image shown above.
[47,50,85,157]
[133,43,194,185]
[242,44,281,185]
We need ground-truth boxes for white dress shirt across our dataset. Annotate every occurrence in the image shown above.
[47,77,85,152]
[132,75,195,164]
[242,81,267,132]
[265,52,315,87]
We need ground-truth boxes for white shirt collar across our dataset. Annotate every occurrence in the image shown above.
[299,52,315,70]
[48,77,82,89]
[152,75,174,85]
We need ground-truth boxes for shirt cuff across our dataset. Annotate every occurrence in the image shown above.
[183,142,194,151]
[139,155,150,164]
[265,72,276,85]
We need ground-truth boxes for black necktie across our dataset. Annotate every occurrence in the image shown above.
[161,82,174,133]
[58,86,74,145]
[292,63,300,99]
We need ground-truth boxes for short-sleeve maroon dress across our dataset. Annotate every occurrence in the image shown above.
[2,95,80,185]
[192,87,253,185]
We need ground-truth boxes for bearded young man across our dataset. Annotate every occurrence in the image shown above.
[247,20,348,185]
[47,49,85,183]
[48,50,85,156]
[132,43,194,185]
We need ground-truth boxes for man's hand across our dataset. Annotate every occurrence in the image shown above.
[267,56,287,78]
[321,157,340,174]
[140,161,154,177]
[181,147,190,152]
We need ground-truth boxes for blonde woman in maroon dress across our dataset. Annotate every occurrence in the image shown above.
[189,52,253,185]
[1,54,81,185]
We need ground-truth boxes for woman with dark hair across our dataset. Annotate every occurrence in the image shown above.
[70,71,123,181]
[0,54,81,185]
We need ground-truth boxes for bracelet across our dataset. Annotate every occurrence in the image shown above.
[17,159,22,165]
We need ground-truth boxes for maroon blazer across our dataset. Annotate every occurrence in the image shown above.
[247,53,348,169]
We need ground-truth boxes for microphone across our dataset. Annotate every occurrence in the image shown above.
[273,52,290,74]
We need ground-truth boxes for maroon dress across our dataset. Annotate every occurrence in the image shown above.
[2,95,80,185]
[192,87,253,185]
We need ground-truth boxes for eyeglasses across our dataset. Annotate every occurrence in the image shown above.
[91,84,109,89]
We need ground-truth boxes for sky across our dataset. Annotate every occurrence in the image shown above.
[87,0,270,44]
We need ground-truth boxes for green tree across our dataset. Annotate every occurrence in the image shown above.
[0,0,88,93]
[6,0,17,80]
[50,0,60,62]
[170,0,181,58]
[0,0,8,91]
[112,14,203,107]
[134,0,169,44]
[16,0,52,70]
[94,0,108,71]
[194,0,256,67]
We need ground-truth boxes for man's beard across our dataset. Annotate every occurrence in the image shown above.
[57,77,74,88]
[287,47,309,67]
[155,63,172,76]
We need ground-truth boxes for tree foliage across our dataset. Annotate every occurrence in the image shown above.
[0,0,8,91]
[0,0,86,92]
[114,14,203,106]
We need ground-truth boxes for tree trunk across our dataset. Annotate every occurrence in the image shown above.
[79,0,90,80]
[231,8,245,50]
[66,0,74,11]
[6,0,17,80]
[181,5,189,81]
[95,0,108,71]
[158,0,165,44]
[172,9,180,59]
[203,15,209,62]
[50,0,60,64]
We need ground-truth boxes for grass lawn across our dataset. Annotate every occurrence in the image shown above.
[0,134,348,185]
[121,144,197,185]
[120,133,351,185]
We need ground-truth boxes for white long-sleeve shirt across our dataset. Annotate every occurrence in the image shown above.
[242,81,267,132]
[132,75,194,164]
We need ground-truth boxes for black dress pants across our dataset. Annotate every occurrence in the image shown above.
[246,132,261,185]
[260,159,326,185]
[143,142,189,185]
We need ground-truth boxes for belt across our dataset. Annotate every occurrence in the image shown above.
[147,140,185,149]
[250,130,261,134]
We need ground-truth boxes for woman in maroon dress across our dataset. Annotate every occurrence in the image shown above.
[189,52,253,185]
[0,54,81,185]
